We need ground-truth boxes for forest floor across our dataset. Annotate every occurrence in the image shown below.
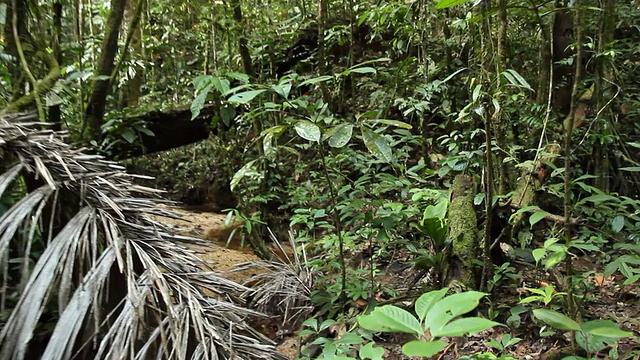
[156,206,640,360]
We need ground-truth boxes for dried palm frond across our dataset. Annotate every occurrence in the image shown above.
[0,112,286,360]
[234,229,315,337]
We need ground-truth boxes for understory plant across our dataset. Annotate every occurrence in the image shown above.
[357,288,500,358]
[297,288,500,359]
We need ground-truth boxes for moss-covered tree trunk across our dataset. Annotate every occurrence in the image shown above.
[446,174,479,289]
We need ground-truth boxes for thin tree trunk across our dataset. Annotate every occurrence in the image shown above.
[563,0,584,321]
[84,0,127,141]
[317,0,331,105]
[494,0,509,196]
[4,0,27,101]
[49,2,63,130]
[112,0,144,108]
[231,0,254,78]
[593,0,616,192]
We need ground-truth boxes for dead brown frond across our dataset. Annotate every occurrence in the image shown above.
[234,229,316,337]
[0,112,286,360]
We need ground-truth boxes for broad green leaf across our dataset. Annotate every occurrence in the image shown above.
[230,160,261,191]
[544,251,566,270]
[502,69,533,91]
[220,106,236,127]
[228,89,266,104]
[122,129,136,143]
[136,126,155,137]
[361,127,394,162]
[474,192,485,205]
[579,194,619,204]
[529,211,548,226]
[426,291,488,337]
[226,71,250,84]
[298,75,333,87]
[435,0,471,9]
[358,305,423,336]
[532,248,546,264]
[611,216,624,233]
[263,132,276,160]
[272,83,292,99]
[371,119,412,129]
[582,320,633,338]
[337,332,364,345]
[620,167,640,172]
[440,68,467,83]
[223,83,254,96]
[349,66,377,74]
[191,83,213,119]
[587,326,634,338]
[436,317,500,337]
[294,121,321,142]
[576,320,630,353]
[327,124,353,148]
[359,342,384,360]
[401,340,447,357]
[302,318,318,331]
[532,309,580,331]
[210,76,230,94]
[319,319,336,331]
[415,288,448,322]
[261,125,287,136]
[472,84,482,103]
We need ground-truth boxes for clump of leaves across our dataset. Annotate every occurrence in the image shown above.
[358,288,500,358]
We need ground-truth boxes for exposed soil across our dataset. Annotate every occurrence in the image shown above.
[153,206,299,356]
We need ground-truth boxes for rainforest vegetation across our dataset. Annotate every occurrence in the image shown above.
[0,0,639,358]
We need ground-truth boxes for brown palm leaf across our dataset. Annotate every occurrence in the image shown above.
[235,228,315,337]
[0,112,286,360]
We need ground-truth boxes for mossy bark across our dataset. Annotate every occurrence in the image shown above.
[446,174,478,289]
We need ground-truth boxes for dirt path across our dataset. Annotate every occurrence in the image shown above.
[153,206,260,282]
[153,206,299,358]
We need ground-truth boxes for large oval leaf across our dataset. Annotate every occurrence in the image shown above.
[294,121,321,142]
[228,89,266,104]
[532,309,580,331]
[230,160,261,191]
[327,124,353,148]
[191,83,213,120]
[361,127,393,162]
[529,211,548,226]
[358,305,423,336]
[425,291,488,336]
[436,317,500,337]
[401,340,446,357]
[415,288,448,323]
[581,320,633,338]
[359,342,384,360]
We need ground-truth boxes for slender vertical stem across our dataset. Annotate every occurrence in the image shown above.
[12,0,44,121]
[481,111,494,291]
[563,0,583,322]
[319,142,347,307]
